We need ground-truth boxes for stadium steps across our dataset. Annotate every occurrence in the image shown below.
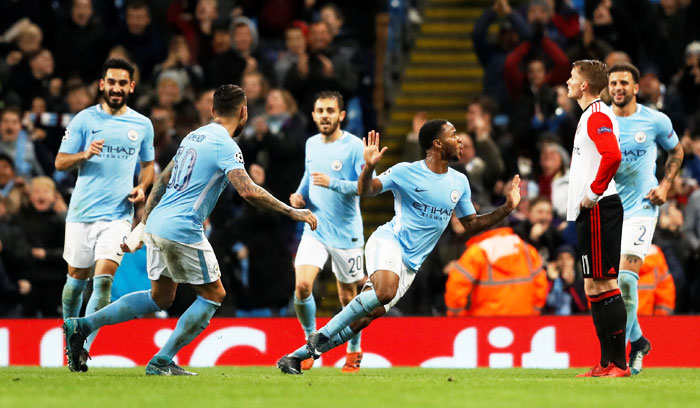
[361,0,487,236]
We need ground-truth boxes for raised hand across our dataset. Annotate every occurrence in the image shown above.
[363,130,388,167]
[505,174,521,211]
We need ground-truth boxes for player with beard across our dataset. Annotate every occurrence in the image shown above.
[608,63,683,375]
[289,91,368,372]
[63,84,318,375]
[277,119,521,375]
[56,58,155,371]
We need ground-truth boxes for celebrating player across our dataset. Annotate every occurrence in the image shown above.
[608,63,683,374]
[63,84,317,375]
[277,120,520,374]
[565,60,628,377]
[291,91,367,372]
[56,58,155,371]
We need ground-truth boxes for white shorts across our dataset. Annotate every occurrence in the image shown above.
[145,233,221,285]
[621,217,657,260]
[294,233,364,284]
[63,220,132,268]
[364,232,416,312]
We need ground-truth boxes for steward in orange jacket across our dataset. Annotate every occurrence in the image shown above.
[445,227,547,316]
[637,245,675,315]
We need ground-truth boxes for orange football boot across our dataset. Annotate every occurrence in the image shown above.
[341,351,363,373]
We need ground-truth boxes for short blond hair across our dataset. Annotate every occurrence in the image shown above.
[573,59,608,96]
[30,176,56,192]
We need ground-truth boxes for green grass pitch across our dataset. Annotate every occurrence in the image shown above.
[2,367,699,408]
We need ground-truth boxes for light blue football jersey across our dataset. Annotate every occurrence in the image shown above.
[613,105,679,218]
[60,104,154,223]
[146,123,245,244]
[295,132,365,248]
[373,160,476,270]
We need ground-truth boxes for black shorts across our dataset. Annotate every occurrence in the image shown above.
[576,194,623,279]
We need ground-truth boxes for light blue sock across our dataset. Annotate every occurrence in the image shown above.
[80,290,160,334]
[291,326,357,359]
[619,270,643,343]
[347,331,362,353]
[293,294,316,339]
[62,275,87,319]
[84,275,113,351]
[319,289,381,338]
[154,296,220,362]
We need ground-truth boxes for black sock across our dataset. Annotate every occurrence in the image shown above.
[589,293,610,367]
[594,289,628,369]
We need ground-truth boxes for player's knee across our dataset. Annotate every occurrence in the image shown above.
[374,287,397,305]
[152,292,175,309]
[295,281,313,299]
[211,287,226,304]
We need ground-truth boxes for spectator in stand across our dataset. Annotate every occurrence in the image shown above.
[206,21,247,87]
[52,0,107,82]
[166,0,219,66]
[513,196,563,263]
[402,111,427,163]
[239,88,306,201]
[445,224,547,316]
[112,0,166,80]
[241,70,269,125]
[152,35,205,94]
[473,0,529,110]
[194,88,214,128]
[465,96,506,193]
[637,244,675,316]
[230,16,275,85]
[150,107,179,171]
[1,18,43,64]
[275,22,308,86]
[15,176,66,317]
[649,0,688,83]
[0,107,44,179]
[522,0,579,50]
[0,153,26,215]
[545,244,587,315]
[588,0,644,64]
[678,41,700,120]
[8,48,56,110]
[537,142,569,206]
[510,57,560,146]
[637,69,685,134]
[565,19,614,67]
[137,71,197,134]
[283,20,358,130]
[0,198,29,316]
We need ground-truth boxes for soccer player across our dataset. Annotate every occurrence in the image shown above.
[608,63,683,375]
[63,84,317,375]
[565,60,628,377]
[56,58,155,371]
[291,91,367,372]
[277,120,521,375]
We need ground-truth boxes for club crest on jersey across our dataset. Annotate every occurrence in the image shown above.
[634,131,647,144]
[450,190,459,203]
[331,160,343,171]
[127,129,139,141]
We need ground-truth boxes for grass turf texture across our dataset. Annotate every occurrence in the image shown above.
[2,367,699,408]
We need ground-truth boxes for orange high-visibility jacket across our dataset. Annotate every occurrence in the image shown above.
[445,227,547,316]
[637,245,675,316]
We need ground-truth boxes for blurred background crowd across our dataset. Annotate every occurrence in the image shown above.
[0,0,698,319]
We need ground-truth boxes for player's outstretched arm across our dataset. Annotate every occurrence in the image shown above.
[647,143,683,206]
[458,175,521,237]
[228,168,317,230]
[358,130,387,197]
[143,159,174,224]
[54,139,104,171]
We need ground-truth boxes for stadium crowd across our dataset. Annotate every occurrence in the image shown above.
[0,0,699,318]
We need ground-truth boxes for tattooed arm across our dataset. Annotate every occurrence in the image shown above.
[647,143,683,206]
[142,160,174,224]
[228,169,317,230]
